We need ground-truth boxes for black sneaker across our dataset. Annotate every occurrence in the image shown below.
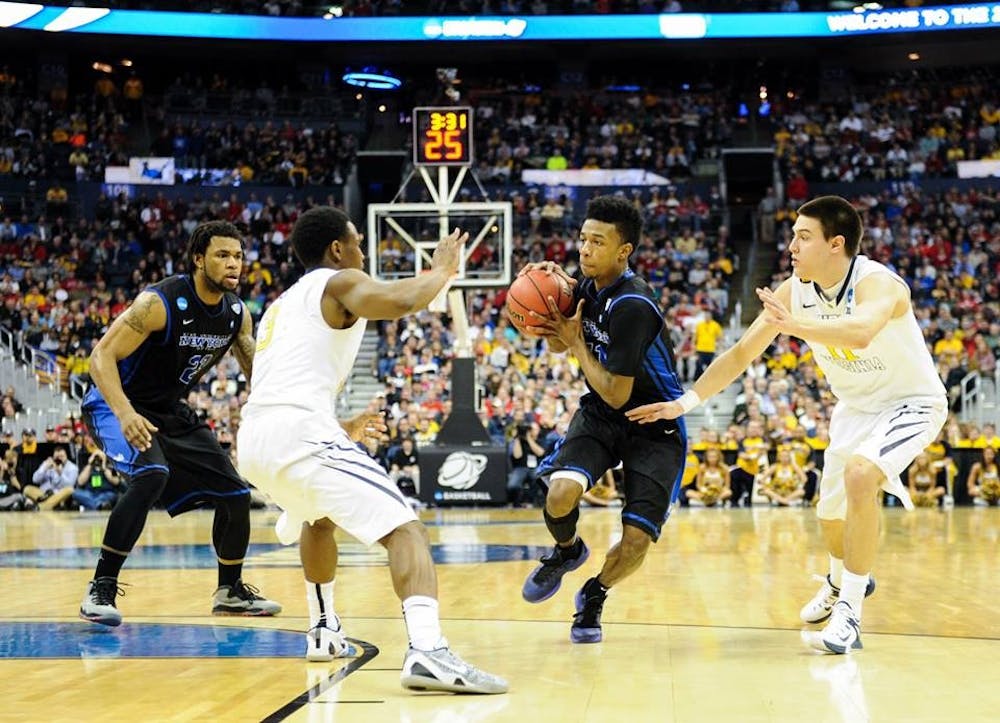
[212,579,282,616]
[521,539,590,603]
[570,577,607,644]
[80,576,124,627]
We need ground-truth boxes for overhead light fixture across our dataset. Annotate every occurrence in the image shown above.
[342,69,401,90]
[908,52,920,61]
[92,61,112,73]
[120,59,133,67]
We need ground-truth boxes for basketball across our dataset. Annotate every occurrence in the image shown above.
[505,268,573,334]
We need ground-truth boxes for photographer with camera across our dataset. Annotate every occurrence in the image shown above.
[25,445,78,510]
[73,448,122,511]
[0,448,30,511]
[507,420,546,507]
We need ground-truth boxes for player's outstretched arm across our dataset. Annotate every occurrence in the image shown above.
[626,280,789,425]
[90,291,166,450]
[325,228,468,321]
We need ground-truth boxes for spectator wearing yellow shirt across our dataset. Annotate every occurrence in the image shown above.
[972,423,1000,449]
[933,329,963,358]
[693,312,724,377]
[730,420,769,507]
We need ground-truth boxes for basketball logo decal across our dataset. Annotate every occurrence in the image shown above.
[437,452,488,490]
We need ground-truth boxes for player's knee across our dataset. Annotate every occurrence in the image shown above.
[385,519,429,549]
[546,477,583,516]
[844,457,882,501]
[219,489,251,516]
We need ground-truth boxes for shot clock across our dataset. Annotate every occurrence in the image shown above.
[412,107,474,166]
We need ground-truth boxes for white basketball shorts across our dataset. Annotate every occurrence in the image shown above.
[237,406,416,546]
[818,396,947,520]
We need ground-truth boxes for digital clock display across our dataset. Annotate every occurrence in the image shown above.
[413,107,473,166]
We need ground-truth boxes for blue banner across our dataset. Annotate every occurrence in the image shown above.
[1,2,999,41]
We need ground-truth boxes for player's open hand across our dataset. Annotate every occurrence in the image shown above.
[518,261,577,289]
[756,286,792,330]
[343,411,388,447]
[625,400,684,424]
[431,227,469,277]
[119,409,158,451]
[529,298,583,346]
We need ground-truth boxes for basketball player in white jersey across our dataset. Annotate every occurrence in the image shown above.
[626,195,947,654]
[238,207,507,693]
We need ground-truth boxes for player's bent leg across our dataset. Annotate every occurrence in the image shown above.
[523,474,588,604]
[210,492,281,616]
[300,518,356,660]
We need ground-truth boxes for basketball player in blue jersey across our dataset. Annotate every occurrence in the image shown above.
[519,195,687,644]
[628,196,947,654]
[238,207,506,694]
[79,220,280,626]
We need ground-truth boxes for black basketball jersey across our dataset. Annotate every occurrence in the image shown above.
[95,275,243,412]
[573,268,685,423]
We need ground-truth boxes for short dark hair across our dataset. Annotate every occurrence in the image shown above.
[186,220,243,266]
[291,206,350,268]
[796,195,863,257]
[585,195,643,248]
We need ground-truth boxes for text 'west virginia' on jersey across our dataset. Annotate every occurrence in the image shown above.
[574,269,685,429]
[84,275,244,413]
[790,255,946,413]
[245,268,367,417]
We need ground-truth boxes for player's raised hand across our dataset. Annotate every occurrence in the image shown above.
[625,400,684,424]
[431,227,469,277]
[756,286,792,329]
[119,409,158,451]
[518,261,577,289]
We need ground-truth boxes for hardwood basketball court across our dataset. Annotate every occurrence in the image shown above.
[2,506,997,722]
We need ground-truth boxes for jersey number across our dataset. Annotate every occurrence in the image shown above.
[256,302,281,352]
[180,355,206,385]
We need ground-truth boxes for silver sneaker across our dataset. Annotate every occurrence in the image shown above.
[306,616,357,661]
[401,646,508,694]
[211,579,282,616]
[79,577,123,627]
[803,600,863,654]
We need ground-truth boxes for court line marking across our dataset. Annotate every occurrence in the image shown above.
[261,639,381,723]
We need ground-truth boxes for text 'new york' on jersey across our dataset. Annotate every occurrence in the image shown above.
[109,275,243,412]
[573,269,685,427]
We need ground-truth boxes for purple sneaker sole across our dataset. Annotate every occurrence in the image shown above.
[521,541,590,603]
[570,587,602,644]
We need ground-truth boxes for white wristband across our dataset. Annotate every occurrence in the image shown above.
[677,390,701,414]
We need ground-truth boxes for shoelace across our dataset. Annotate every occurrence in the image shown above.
[573,592,606,627]
[533,546,577,582]
[232,581,263,601]
[93,579,128,606]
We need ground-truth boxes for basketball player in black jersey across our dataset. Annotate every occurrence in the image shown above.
[520,196,687,643]
[79,220,280,626]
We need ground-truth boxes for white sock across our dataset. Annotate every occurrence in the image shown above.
[839,570,869,619]
[402,595,444,651]
[828,555,845,588]
[305,579,336,630]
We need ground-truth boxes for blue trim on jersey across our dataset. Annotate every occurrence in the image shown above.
[83,391,145,477]
[607,293,661,317]
[622,512,660,539]
[644,337,684,402]
[166,487,250,514]
[149,287,171,346]
[669,417,688,508]
[182,276,227,318]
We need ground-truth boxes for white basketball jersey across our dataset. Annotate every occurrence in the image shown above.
[790,255,946,413]
[245,268,366,417]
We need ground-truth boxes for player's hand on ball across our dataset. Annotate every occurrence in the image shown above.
[625,401,683,424]
[529,298,583,346]
[518,261,577,289]
[431,227,469,277]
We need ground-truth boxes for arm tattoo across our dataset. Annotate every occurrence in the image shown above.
[234,315,255,378]
[124,294,156,335]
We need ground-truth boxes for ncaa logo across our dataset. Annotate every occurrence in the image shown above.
[177,297,189,311]
[437,452,488,491]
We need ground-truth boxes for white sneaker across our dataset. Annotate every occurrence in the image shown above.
[306,617,357,662]
[401,646,508,694]
[800,574,876,624]
[803,601,863,654]
[79,577,123,627]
